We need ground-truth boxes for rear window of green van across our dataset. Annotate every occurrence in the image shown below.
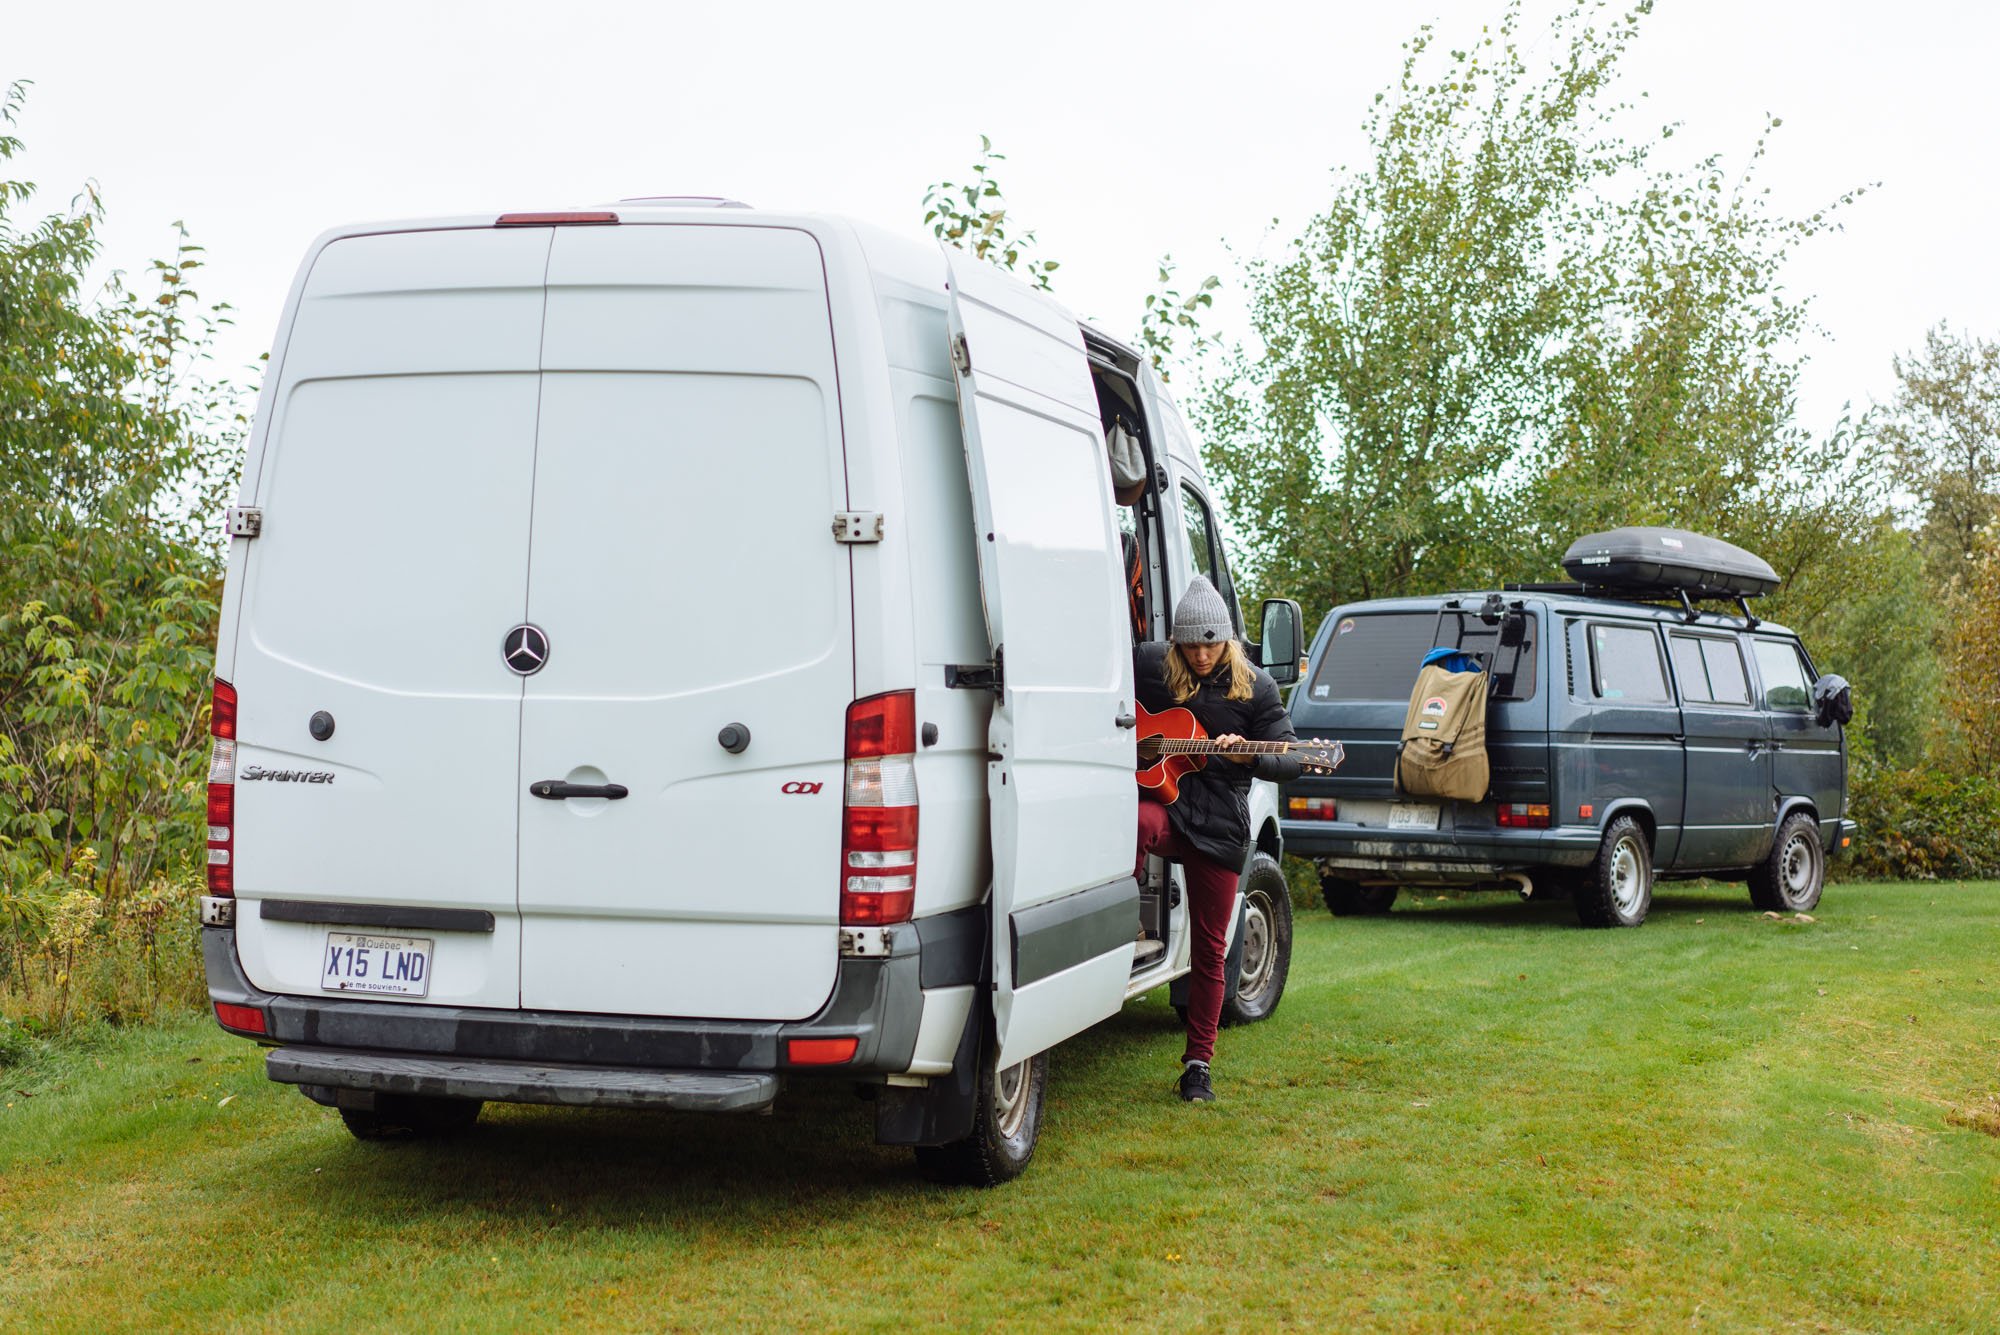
[1306,610,1537,702]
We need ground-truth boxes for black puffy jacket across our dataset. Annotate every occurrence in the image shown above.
[1135,641,1300,868]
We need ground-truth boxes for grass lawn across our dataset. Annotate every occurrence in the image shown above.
[3,880,1997,1333]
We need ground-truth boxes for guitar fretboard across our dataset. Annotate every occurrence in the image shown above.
[1152,740,1298,756]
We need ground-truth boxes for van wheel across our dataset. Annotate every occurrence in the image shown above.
[338,1094,482,1140]
[1222,852,1292,1026]
[1750,812,1824,912]
[913,1043,1047,1187]
[1321,876,1397,916]
[1574,817,1652,928]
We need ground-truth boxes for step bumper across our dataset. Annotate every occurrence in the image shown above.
[267,1045,779,1112]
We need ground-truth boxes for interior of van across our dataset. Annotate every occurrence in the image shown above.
[1084,341,1175,974]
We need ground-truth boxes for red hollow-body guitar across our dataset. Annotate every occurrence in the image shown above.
[1134,702,1345,804]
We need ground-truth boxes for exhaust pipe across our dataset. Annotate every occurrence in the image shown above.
[1504,872,1534,900]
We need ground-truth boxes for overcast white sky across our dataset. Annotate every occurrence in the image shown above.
[8,0,1996,437]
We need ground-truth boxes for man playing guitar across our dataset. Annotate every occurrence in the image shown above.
[1135,575,1302,1103]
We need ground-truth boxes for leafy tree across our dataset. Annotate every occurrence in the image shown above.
[1811,521,1941,765]
[1136,255,1218,383]
[1938,527,2000,770]
[1872,322,2000,580]
[921,136,1060,291]
[921,138,1216,382]
[1197,0,1878,643]
[0,83,245,1020]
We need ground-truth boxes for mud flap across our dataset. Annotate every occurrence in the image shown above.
[874,997,983,1147]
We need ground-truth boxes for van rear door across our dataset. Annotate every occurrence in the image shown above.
[1294,610,1437,799]
[515,224,852,1021]
[229,228,550,1010]
[943,251,1138,1070]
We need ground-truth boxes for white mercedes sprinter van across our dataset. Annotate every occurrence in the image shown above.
[200,200,1305,1184]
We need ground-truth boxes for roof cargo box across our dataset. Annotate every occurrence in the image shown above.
[1561,527,1779,598]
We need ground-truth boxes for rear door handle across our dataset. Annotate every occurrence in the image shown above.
[1115,712,1138,729]
[531,780,629,800]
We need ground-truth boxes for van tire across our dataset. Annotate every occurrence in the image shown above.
[338,1094,482,1140]
[1749,812,1824,912]
[1574,817,1652,928]
[1321,876,1397,916]
[913,1043,1047,1187]
[1221,852,1292,1026]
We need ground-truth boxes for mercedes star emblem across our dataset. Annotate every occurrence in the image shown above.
[503,624,549,676]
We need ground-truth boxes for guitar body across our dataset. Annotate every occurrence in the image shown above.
[1134,703,1207,805]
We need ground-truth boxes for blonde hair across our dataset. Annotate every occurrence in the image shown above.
[1164,639,1256,704]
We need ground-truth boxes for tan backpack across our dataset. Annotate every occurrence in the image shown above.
[1395,661,1490,802]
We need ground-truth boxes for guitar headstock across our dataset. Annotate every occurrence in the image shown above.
[1295,738,1346,774]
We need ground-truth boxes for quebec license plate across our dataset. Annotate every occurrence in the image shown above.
[321,932,433,998]
[1387,802,1442,831]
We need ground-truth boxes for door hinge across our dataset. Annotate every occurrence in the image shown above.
[833,511,884,544]
[950,332,971,375]
[226,506,263,538]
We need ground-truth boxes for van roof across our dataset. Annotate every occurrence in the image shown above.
[1324,591,1798,640]
[301,201,847,250]
[301,204,1151,364]
[293,204,1205,477]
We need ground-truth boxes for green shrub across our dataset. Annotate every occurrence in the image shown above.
[1,86,240,1035]
[1843,758,2000,881]
[0,869,206,1033]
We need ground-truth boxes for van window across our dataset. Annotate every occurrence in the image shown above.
[1751,639,1811,712]
[1177,483,1241,634]
[1701,638,1751,705]
[1180,483,1215,585]
[1590,624,1670,703]
[1306,610,1537,702]
[1669,634,1751,706]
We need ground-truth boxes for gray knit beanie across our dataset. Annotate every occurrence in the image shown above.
[1171,575,1234,645]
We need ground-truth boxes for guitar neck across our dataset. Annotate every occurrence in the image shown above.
[1156,740,1294,756]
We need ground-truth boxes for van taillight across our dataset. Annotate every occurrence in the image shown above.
[1496,802,1552,829]
[1287,796,1339,821]
[841,691,917,926]
[207,679,237,897]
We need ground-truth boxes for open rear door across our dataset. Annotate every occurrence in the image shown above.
[943,251,1138,1069]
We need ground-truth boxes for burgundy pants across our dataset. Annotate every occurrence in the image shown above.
[1135,800,1239,1065]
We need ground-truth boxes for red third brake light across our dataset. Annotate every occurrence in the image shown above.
[494,211,620,227]
[207,680,238,897]
[841,691,918,926]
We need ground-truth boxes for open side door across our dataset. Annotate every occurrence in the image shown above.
[943,250,1138,1069]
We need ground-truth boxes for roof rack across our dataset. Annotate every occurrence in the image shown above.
[1502,582,1761,627]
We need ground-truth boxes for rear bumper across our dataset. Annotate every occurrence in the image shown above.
[1281,818,1599,879]
[270,1047,778,1112]
[205,906,982,1105]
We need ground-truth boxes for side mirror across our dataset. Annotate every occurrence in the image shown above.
[1811,673,1853,728]
[1259,598,1305,686]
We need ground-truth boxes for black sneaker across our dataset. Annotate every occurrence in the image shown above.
[1177,1062,1215,1103]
